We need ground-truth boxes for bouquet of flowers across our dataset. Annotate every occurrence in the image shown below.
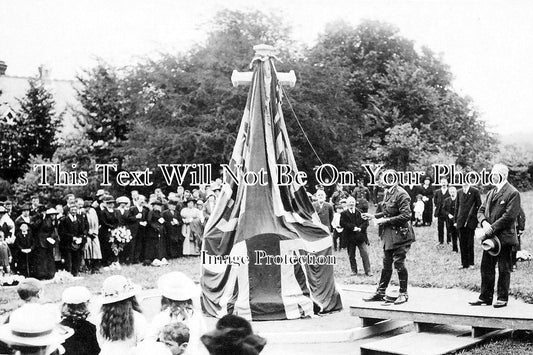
[109,226,132,257]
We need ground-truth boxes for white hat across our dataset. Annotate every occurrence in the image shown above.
[157,271,200,301]
[45,208,59,215]
[101,275,141,304]
[62,286,92,304]
[0,303,73,347]
[116,196,130,205]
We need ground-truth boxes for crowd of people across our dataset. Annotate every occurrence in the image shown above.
[0,183,223,281]
[311,164,527,307]
[0,272,267,355]
[311,170,527,276]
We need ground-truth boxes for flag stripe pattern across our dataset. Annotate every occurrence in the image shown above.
[201,57,343,320]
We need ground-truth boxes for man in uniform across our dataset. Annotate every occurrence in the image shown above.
[362,170,415,305]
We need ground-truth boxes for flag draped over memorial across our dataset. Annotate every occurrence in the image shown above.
[200,53,343,320]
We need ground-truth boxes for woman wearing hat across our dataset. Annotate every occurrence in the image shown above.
[148,272,207,355]
[144,198,169,266]
[180,199,202,256]
[95,275,147,354]
[60,286,100,355]
[0,303,73,355]
[99,196,119,267]
[200,314,266,355]
[82,199,102,273]
[32,208,60,280]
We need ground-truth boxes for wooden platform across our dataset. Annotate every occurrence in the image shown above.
[347,285,533,354]
[349,286,533,330]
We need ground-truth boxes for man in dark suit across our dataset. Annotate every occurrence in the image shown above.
[340,197,370,276]
[455,180,482,268]
[470,164,521,308]
[442,187,459,252]
[58,205,86,276]
[433,177,450,245]
[312,190,334,232]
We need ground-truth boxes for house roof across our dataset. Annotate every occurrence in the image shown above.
[0,75,80,133]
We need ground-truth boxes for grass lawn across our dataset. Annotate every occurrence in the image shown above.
[1,191,532,354]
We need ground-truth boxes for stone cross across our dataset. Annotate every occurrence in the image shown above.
[231,44,296,88]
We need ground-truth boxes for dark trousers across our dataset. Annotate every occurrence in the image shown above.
[479,245,513,302]
[333,231,341,251]
[437,217,447,243]
[447,220,458,252]
[346,239,371,274]
[458,227,475,267]
[378,246,410,293]
[62,249,82,276]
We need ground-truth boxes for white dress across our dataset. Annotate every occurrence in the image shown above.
[180,208,202,256]
[95,310,148,355]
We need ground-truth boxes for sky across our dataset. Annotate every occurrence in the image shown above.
[1,0,532,137]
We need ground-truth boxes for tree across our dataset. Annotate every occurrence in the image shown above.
[74,62,132,168]
[17,79,61,161]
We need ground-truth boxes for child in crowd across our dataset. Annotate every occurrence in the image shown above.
[133,323,190,355]
[60,286,100,355]
[149,271,207,355]
[96,275,147,355]
[413,194,425,226]
[0,230,11,275]
[330,204,344,251]
[17,277,43,303]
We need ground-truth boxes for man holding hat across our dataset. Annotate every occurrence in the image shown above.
[470,163,521,308]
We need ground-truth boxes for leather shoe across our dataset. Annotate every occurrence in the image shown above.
[469,299,491,306]
[394,293,408,305]
[363,292,385,302]
[493,300,507,308]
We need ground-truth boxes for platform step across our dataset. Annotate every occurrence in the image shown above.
[360,328,509,355]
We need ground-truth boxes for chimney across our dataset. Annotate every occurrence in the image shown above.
[0,61,7,76]
[38,64,51,83]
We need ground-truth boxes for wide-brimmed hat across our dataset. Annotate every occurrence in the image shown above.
[0,206,6,213]
[116,196,130,205]
[45,208,59,215]
[482,237,501,256]
[101,275,141,304]
[0,303,73,347]
[157,271,200,301]
[62,286,92,305]
[19,204,31,211]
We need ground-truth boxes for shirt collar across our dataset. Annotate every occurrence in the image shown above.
[495,180,507,193]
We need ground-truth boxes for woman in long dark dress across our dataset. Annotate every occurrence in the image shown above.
[419,177,434,226]
[144,199,167,265]
[32,209,60,280]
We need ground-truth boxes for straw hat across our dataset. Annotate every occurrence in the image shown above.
[157,271,200,301]
[0,303,73,347]
[101,275,141,304]
[116,196,130,205]
[45,208,59,215]
[62,286,92,305]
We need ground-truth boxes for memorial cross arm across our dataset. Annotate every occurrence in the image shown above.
[231,44,297,88]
